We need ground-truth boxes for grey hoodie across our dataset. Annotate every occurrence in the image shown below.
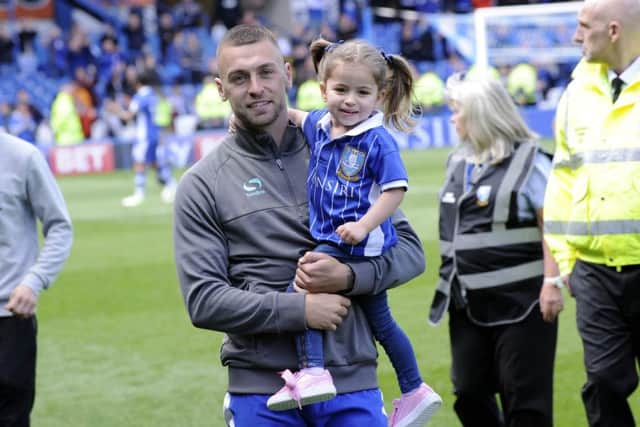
[173,125,425,394]
[0,133,72,316]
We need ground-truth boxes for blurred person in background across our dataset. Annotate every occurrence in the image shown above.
[173,0,203,30]
[0,132,73,427]
[17,20,37,54]
[430,75,561,427]
[40,25,67,78]
[123,9,147,63]
[507,63,539,106]
[157,11,176,65]
[95,33,124,101]
[112,70,176,207]
[8,102,36,144]
[0,27,15,66]
[71,67,98,139]
[213,0,243,29]
[400,17,449,64]
[15,90,42,127]
[413,70,446,112]
[66,25,94,77]
[50,83,84,146]
[543,0,640,425]
[179,31,205,85]
[195,73,231,129]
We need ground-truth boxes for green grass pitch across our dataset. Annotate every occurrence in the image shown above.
[33,148,638,426]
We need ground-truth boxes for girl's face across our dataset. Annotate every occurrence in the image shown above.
[321,62,380,133]
[449,101,467,140]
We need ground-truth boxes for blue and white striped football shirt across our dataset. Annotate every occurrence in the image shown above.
[302,110,408,257]
[129,86,159,145]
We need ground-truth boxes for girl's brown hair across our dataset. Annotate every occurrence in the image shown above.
[309,38,416,132]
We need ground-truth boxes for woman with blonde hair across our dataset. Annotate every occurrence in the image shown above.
[429,74,563,427]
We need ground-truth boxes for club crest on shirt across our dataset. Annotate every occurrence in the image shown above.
[476,185,491,207]
[337,146,366,181]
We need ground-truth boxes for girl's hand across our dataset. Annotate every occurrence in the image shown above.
[337,222,368,245]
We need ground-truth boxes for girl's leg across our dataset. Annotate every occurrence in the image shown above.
[359,291,422,393]
[361,292,442,427]
[288,282,324,369]
[267,282,336,411]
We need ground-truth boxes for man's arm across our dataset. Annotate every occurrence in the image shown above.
[295,209,425,296]
[543,90,577,278]
[23,151,73,292]
[6,151,73,317]
[173,169,349,335]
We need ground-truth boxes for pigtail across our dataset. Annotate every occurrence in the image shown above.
[309,38,333,75]
[381,53,416,133]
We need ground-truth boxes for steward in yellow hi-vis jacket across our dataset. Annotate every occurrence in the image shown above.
[544,58,640,275]
[543,0,640,422]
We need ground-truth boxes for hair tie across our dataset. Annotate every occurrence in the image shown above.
[380,50,393,66]
[324,39,344,53]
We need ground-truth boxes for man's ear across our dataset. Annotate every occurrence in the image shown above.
[608,21,621,42]
[320,82,327,102]
[215,77,226,101]
[284,62,293,89]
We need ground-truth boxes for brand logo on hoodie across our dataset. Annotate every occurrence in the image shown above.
[243,177,265,197]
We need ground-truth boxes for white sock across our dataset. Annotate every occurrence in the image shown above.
[402,384,423,397]
[301,367,325,376]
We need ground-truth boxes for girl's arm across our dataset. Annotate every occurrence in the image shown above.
[288,108,309,127]
[336,188,405,244]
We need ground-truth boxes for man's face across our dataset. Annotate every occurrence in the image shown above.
[216,39,292,132]
[574,2,612,63]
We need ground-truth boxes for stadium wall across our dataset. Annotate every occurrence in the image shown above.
[45,108,555,176]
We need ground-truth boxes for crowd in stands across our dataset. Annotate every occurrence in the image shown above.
[0,0,578,147]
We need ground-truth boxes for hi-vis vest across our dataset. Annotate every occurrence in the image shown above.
[195,83,231,121]
[296,80,325,111]
[50,92,84,146]
[429,141,544,326]
[544,59,640,275]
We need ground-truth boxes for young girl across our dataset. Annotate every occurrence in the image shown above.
[266,38,442,427]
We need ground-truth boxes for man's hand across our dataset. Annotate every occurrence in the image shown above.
[336,222,367,245]
[304,293,351,330]
[5,284,38,318]
[295,252,352,294]
[539,281,564,322]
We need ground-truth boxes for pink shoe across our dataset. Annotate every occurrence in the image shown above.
[266,369,337,411]
[388,383,442,427]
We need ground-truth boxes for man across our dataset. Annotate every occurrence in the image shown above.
[117,70,176,207]
[0,132,73,426]
[543,0,640,425]
[173,25,425,427]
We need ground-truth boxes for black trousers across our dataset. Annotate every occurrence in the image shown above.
[449,306,557,427]
[572,260,640,427]
[0,316,37,427]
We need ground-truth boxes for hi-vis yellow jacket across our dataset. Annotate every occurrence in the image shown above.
[544,58,640,275]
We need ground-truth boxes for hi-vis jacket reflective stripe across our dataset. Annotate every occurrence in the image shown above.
[543,59,640,275]
[429,141,544,326]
